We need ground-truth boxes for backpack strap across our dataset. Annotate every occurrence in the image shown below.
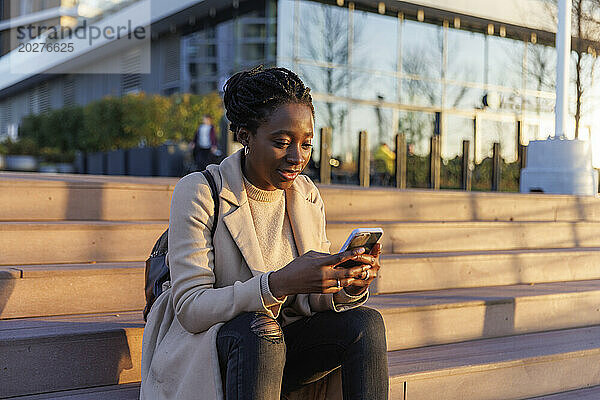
[143,169,220,322]
[201,169,219,236]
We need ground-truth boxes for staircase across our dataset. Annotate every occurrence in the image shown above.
[2,172,600,399]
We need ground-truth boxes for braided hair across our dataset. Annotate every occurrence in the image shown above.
[223,65,314,138]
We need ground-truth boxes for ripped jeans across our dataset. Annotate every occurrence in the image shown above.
[216,307,388,400]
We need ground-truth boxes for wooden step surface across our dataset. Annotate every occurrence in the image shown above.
[371,279,600,350]
[389,325,600,400]
[0,262,145,319]
[0,312,143,398]
[375,248,600,293]
[0,221,167,265]
[3,310,599,399]
[5,172,600,223]
[327,220,600,254]
[0,172,176,221]
[527,385,600,399]
[3,261,600,348]
[3,279,600,394]
[5,383,141,399]
[318,184,600,223]
[3,252,600,344]
[4,248,600,320]
[6,219,600,266]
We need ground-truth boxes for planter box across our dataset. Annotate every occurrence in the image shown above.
[39,164,59,173]
[127,147,156,176]
[156,143,187,177]
[6,155,38,172]
[87,152,106,175]
[57,163,75,173]
[74,152,86,174]
[107,150,128,175]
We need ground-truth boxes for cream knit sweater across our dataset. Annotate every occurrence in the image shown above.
[243,176,363,314]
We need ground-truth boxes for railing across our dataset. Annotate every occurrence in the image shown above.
[318,126,528,192]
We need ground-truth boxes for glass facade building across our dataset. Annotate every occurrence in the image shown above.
[2,0,600,188]
[176,0,600,187]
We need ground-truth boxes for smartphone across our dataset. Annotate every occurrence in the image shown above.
[336,228,383,268]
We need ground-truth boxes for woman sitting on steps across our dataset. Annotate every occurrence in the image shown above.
[140,66,389,400]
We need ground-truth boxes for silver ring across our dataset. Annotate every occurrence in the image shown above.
[336,278,341,288]
[363,270,370,280]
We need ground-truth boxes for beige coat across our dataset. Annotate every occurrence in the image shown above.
[140,150,368,400]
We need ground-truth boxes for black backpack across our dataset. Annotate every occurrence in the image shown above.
[143,170,220,321]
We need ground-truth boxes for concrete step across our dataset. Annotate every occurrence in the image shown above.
[0,312,144,398]
[3,249,600,322]
[388,325,600,400]
[327,220,600,254]
[374,248,600,293]
[5,172,600,223]
[370,279,600,351]
[3,311,599,399]
[3,250,600,345]
[0,262,145,319]
[526,385,600,399]
[318,184,600,222]
[0,221,167,265]
[6,219,600,266]
[4,280,600,396]
[0,172,176,221]
[13,372,600,400]
[6,383,141,399]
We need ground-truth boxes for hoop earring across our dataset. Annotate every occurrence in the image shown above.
[244,146,249,156]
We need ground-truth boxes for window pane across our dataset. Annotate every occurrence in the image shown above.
[402,20,442,79]
[299,64,348,97]
[477,119,517,163]
[353,9,397,72]
[349,105,392,146]
[297,1,348,65]
[444,115,474,160]
[242,23,267,39]
[487,36,523,90]
[525,43,555,93]
[277,0,294,61]
[445,84,484,110]
[447,29,485,85]
[313,100,350,180]
[523,94,554,114]
[351,71,396,102]
[401,78,441,107]
[441,116,474,190]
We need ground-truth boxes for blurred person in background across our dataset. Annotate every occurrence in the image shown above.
[373,142,395,186]
[192,114,218,171]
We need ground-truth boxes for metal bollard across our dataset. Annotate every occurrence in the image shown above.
[519,144,527,170]
[395,133,407,189]
[492,142,501,191]
[429,135,441,190]
[516,121,527,170]
[462,140,472,191]
[358,130,370,187]
[319,127,332,185]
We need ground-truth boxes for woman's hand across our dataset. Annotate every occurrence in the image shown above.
[268,248,374,298]
[343,243,381,296]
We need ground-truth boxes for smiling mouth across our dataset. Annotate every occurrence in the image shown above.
[278,169,301,180]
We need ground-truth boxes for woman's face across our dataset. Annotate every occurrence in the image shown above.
[240,103,314,191]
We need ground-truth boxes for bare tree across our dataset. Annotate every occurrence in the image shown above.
[399,29,472,154]
[539,0,600,138]
[298,5,353,144]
